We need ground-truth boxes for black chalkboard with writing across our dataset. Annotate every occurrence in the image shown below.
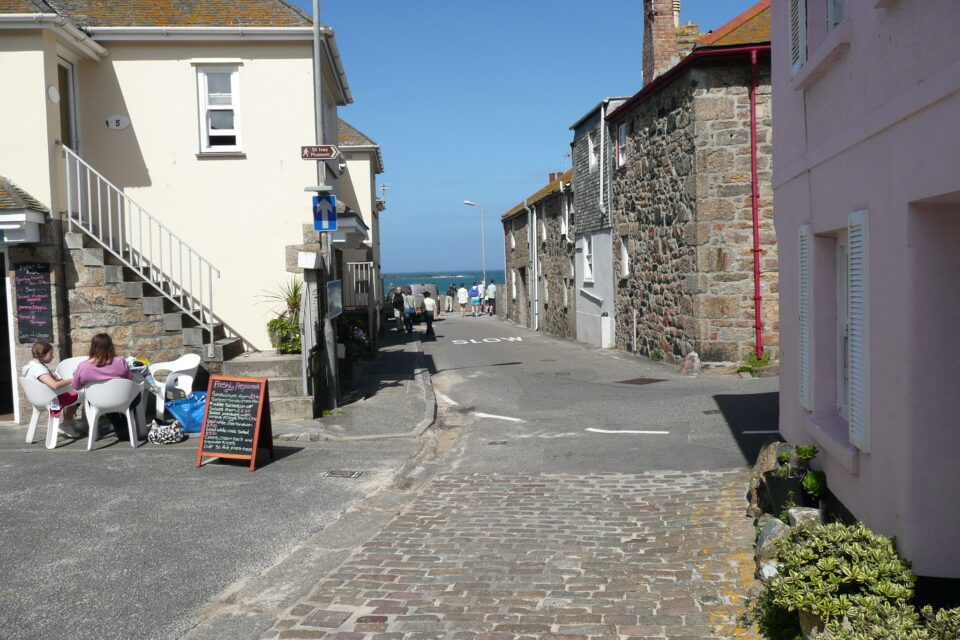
[15,263,53,343]
[195,376,274,471]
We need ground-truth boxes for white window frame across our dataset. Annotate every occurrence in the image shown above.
[510,230,516,249]
[588,130,598,171]
[828,0,846,30]
[511,269,517,299]
[789,0,807,75]
[541,217,547,243]
[561,194,569,238]
[583,236,594,282]
[847,210,870,452]
[617,122,628,168]
[196,65,242,154]
[619,237,631,278]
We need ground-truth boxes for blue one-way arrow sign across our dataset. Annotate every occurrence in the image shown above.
[312,194,337,231]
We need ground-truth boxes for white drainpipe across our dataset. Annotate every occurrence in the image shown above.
[599,102,607,218]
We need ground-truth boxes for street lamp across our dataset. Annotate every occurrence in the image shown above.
[463,200,486,285]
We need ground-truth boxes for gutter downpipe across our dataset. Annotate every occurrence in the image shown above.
[749,47,764,360]
[524,199,538,331]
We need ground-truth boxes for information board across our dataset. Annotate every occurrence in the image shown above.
[195,375,274,471]
[15,263,53,343]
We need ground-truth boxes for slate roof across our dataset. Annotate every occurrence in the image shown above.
[696,0,770,48]
[338,119,377,147]
[502,169,574,221]
[0,176,48,213]
[0,0,312,27]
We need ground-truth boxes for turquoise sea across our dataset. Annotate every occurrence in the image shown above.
[383,270,505,297]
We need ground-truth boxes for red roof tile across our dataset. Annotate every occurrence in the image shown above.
[502,169,574,220]
[1,0,312,27]
[697,0,770,48]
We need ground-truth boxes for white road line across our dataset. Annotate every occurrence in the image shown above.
[475,412,525,423]
[585,428,670,435]
[743,430,780,435]
[437,393,458,405]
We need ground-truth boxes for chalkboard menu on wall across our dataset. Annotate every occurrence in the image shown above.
[15,263,53,343]
[195,375,274,471]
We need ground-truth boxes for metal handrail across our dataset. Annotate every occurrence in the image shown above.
[59,143,256,355]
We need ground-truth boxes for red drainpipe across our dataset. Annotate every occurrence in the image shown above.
[749,47,764,360]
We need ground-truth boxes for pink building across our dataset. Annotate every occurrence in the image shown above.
[772,0,960,577]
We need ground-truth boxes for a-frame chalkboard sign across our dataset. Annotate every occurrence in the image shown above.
[195,375,275,471]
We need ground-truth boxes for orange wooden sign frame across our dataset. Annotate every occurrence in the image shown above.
[195,375,275,472]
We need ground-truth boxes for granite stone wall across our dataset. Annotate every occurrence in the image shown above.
[502,213,530,327]
[611,62,779,364]
[535,190,577,339]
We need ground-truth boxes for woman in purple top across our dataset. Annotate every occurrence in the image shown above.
[72,333,139,439]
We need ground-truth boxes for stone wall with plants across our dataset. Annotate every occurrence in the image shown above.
[742,442,960,639]
[536,190,577,340]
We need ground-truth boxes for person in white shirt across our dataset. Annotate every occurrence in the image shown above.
[484,279,497,316]
[21,341,81,437]
[456,283,469,317]
[420,291,438,339]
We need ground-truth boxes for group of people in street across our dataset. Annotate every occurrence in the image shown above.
[21,333,141,441]
[449,280,496,317]
[391,286,437,340]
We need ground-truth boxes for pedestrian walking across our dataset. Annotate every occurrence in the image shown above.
[421,290,437,339]
[392,286,405,333]
[403,287,416,334]
[484,279,497,316]
[469,282,481,317]
[457,282,469,317]
[444,285,456,313]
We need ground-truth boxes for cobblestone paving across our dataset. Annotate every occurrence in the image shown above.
[266,470,759,639]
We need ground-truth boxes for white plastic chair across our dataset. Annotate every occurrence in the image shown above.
[83,379,142,450]
[20,377,80,449]
[148,354,201,419]
[55,356,87,380]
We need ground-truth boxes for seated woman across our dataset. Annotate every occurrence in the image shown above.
[21,341,81,437]
[71,333,139,440]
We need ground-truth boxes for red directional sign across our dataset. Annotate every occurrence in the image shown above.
[301,145,339,160]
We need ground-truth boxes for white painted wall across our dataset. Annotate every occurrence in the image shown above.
[575,229,615,348]
[69,40,330,348]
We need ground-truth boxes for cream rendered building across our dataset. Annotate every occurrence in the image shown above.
[0,0,355,420]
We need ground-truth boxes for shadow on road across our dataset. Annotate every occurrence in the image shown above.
[712,391,781,465]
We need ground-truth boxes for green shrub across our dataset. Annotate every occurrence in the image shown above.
[778,452,793,465]
[795,445,819,461]
[267,316,301,354]
[802,470,827,499]
[923,605,960,639]
[650,350,662,362]
[770,523,915,621]
[743,352,771,369]
[740,587,803,640]
[818,602,930,640]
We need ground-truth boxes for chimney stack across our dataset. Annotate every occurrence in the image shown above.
[643,0,680,85]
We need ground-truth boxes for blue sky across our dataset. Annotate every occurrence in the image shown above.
[292,1,762,273]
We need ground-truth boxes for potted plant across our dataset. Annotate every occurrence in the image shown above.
[260,277,303,354]
[763,445,823,513]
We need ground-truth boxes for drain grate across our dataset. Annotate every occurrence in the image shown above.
[301,610,351,628]
[616,378,666,385]
[488,441,508,445]
[322,470,363,478]
[703,409,722,415]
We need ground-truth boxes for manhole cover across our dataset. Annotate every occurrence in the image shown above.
[322,470,363,478]
[488,441,508,445]
[301,610,351,628]
[616,378,666,385]
[703,409,722,415]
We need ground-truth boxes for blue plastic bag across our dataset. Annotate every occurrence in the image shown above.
[165,392,207,433]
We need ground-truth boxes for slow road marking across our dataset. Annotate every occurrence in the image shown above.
[585,427,670,435]
[451,337,523,345]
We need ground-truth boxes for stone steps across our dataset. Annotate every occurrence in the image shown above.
[63,232,245,373]
[222,351,313,420]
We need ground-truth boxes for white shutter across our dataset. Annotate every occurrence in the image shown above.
[799,225,813,410]
[790,0,807,74]
[847,211,870,452]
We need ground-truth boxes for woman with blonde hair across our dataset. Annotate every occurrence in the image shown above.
[72,333,139,440]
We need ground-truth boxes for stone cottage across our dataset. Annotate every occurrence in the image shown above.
[607,0,778,364]
[501,170,575,337]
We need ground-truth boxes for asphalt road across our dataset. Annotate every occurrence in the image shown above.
[0,428,419,640]
[424,313,779,474]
